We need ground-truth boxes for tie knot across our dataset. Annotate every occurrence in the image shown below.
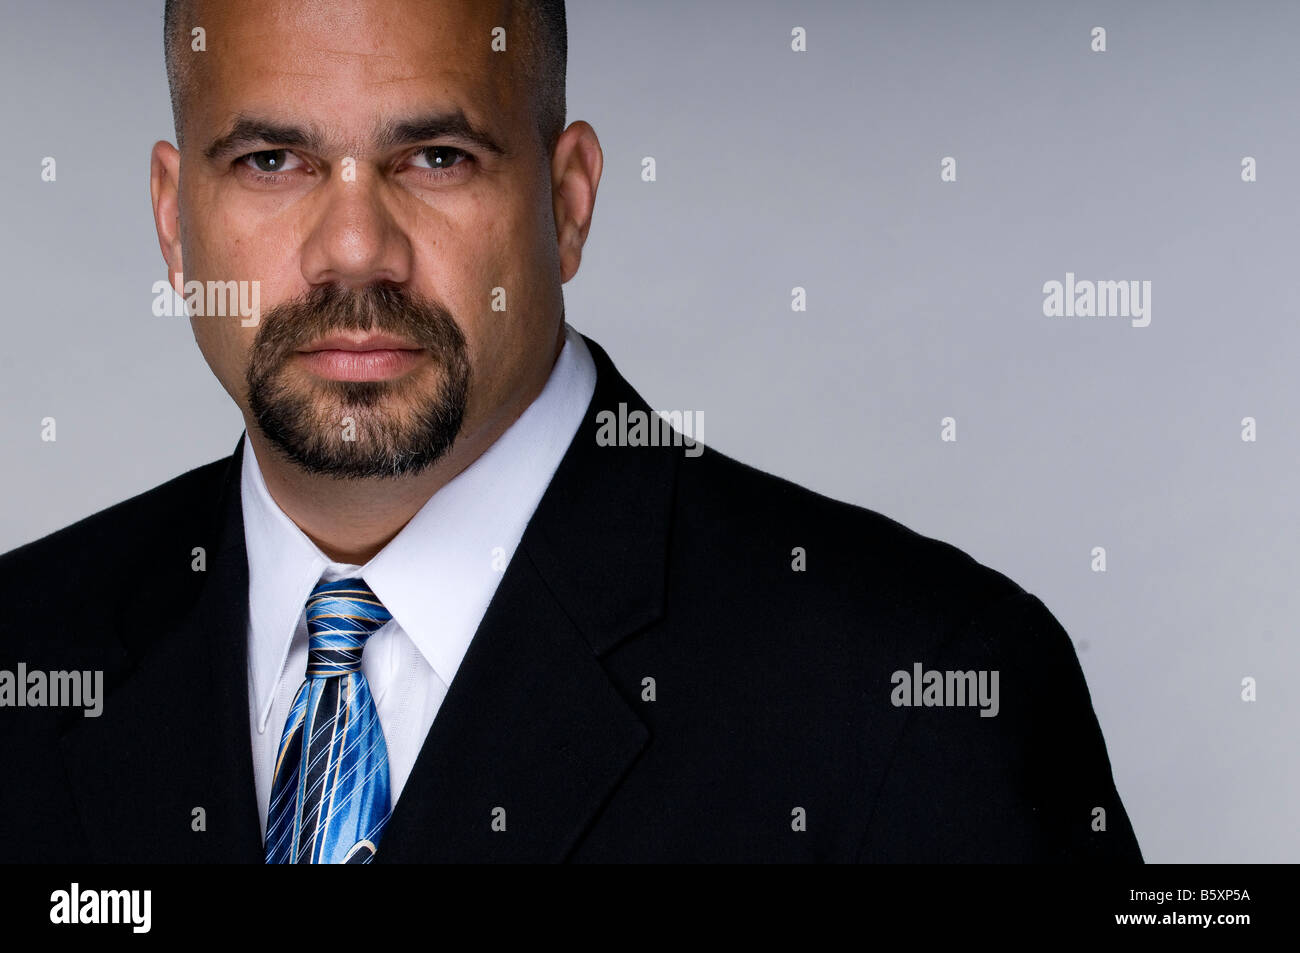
[304,578,392,677]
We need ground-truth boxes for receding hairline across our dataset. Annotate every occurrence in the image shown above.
[163,0,565,154]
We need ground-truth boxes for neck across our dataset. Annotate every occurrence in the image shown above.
[247,328,565,565]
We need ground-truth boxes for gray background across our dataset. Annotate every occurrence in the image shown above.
[1,0,1296,862]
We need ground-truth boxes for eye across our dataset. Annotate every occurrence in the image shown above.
[407,146,471,178]
[236,149,306,180]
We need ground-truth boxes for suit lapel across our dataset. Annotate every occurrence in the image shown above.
[378,334,678,862]
[60,437,264,863]
[376,549,650,862]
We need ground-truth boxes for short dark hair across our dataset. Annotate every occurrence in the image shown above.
[163,0,566,154]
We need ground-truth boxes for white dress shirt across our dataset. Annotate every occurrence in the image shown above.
[241,323,597,839]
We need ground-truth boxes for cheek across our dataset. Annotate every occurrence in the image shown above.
[461,206,558,386]
[182,184,294,302]
[180,197,301,397]
[189,314,258,397]
[424,228,515,357]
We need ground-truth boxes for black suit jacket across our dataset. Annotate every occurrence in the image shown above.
[0,335,1141,862]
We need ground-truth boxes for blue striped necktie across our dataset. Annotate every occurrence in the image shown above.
[265,577,393,864]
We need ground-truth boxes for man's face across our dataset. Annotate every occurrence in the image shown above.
[164,0,565,477]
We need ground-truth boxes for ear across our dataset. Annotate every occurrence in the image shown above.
[150,140,185,295]
[549,121,603,284]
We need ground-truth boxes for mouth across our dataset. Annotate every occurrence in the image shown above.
[297,332,424,353]
[293,333,429,382]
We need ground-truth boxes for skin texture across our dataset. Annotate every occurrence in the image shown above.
[150,0,602,563]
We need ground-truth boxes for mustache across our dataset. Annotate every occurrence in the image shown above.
[250,283,465,366]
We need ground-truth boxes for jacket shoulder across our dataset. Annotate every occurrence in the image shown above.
[667,447,1140,861]
[674,444,1031,619]
[0,454,234,623]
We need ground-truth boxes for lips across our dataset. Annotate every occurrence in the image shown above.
[297,333,424,353]
[292,333,429,381]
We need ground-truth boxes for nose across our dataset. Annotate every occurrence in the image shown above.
[299,167,414,289]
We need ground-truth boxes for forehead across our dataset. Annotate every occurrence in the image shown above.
[185,0,525,148]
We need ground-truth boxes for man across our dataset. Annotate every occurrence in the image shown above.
[0,0,1141,863]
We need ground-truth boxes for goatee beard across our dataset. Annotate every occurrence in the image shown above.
[245,282,471,479]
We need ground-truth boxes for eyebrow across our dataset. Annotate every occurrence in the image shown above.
[203,108,507,161]
[377,110,506,157]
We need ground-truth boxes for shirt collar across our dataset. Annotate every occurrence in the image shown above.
[242,323,597,731]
